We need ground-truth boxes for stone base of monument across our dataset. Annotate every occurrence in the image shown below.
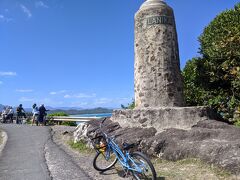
[110,107,218,133]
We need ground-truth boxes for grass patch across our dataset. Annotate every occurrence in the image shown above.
[234,120,240,127]
[153,158,232,179]
[26,119,32,124]
[67,139,234,179]
[68,140,94,154]
[62,121,76,126]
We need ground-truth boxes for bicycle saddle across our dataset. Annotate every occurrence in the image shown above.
[123,142,135,150]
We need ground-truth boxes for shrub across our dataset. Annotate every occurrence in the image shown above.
[48,112,69,117]
[183,3,240,123]
[61,121,76,126]
[121,99,135,109]
[47,112,76,126]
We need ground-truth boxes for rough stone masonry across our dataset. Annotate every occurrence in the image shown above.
[134,0,184,108]
[111,0,216,132]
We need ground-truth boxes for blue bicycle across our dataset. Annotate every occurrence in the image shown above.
[92,118,157,180]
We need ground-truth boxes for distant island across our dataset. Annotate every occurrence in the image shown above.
[0,104,113,115]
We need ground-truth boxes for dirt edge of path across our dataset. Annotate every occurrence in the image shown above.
[0,130,8,157]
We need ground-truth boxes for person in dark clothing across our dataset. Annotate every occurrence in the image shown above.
[6,106,14,123]
[16,104,26,124]
[37,104,48,126]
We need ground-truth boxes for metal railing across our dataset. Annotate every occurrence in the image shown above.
[49,116,102,123]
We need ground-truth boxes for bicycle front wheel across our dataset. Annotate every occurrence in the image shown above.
[130,152,157,180]
[93,150,118,171]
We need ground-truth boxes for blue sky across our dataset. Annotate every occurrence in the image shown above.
[0,0,239,108]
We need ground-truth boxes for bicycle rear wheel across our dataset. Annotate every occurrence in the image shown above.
[93,150,118,171]
[130,152,156,180]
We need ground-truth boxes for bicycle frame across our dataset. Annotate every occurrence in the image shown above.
[102,133,144,174]
[97,119,146,174]
[93,119,156,180]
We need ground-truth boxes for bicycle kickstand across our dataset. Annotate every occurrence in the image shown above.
[123,168,131,178]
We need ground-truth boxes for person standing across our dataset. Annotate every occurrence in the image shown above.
[1,106,7,123]
[32,103,39,126]
[7,106,14,123]
[37,104,48,126]
[16,104,26,124]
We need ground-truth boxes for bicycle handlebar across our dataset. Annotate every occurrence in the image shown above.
[99,118,108,138]
[101,117,107,124]
[99,117,107,129]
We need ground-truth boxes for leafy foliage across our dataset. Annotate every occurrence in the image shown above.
[48,112,69,117]
[182,58,208,106]
[183,3,240,122]
[68,140,93,153]
[47,112,76,126]
[61,121,76,126]
[121,99,135,109]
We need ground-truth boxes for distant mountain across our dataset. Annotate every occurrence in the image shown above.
[0,104,5,111]
[48,107,113,115]
[46,106,83,111]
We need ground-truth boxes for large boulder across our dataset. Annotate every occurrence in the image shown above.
[73,118,240,175]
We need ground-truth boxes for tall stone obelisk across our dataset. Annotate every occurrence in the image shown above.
[134,0,185,108]
[111,0,215,132]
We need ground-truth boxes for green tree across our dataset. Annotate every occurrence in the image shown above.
[121,99,135,109]
[182,57,208,106]
[48,112,76,126]
[183,3,240,122]
[48,112,69,117]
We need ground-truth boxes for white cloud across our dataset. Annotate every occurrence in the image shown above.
[16,89,33,93]
[71,102,89,107]
[0,71,17,76]
[38,98,64,106]
[50,90,66,95]
[63,96,131,108]
[20,4,32,18]
[18,97,63,107]
[63,94,71,98]
[35,1,49,8]
[93,97,131,107]
[94,98,112,105]
[19,97,35,102]
[0,14,12,22]
[64,93,96,99]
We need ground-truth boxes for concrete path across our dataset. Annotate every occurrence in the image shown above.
[0,124,91,180]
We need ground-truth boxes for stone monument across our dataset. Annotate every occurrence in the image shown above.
[111,0,216,132]
[135,0,184,108]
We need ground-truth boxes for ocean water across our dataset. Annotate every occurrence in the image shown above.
[71,113,112,118]
[71,113,112,125]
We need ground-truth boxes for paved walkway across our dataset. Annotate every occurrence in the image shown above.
[0,124,91,180]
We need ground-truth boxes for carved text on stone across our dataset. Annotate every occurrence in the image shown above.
[146,16,173,26]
